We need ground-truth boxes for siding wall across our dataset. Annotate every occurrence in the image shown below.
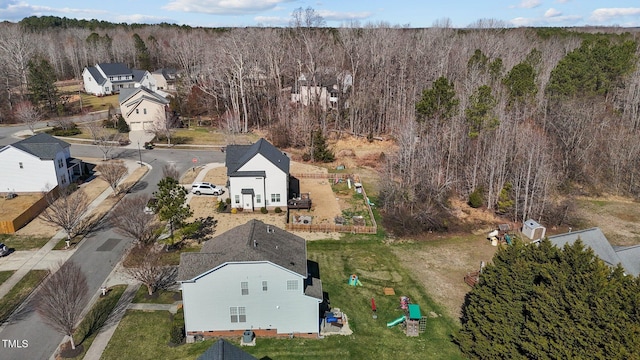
[0,147,59,192]
[181,262,319,335]
[230,154,287,209]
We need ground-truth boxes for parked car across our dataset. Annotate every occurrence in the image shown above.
[0,243,9,257]
[191,182,224,196]
[144,197,157,214]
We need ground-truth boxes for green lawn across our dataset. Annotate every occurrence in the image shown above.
[0,271,15,286]
[102,238,464,360]
[0,270,48,323]
[132,286,181,304]
[0,235,50,251]
[66,285,127,360]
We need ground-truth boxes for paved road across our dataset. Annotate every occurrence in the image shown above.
[0,125,226,359]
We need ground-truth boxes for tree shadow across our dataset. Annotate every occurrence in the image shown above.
[127,181,149,193]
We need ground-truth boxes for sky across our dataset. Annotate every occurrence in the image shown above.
[0,0,639,28]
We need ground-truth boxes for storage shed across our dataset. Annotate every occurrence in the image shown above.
[522,219,546,241]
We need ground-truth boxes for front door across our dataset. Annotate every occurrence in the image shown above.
[242,193,254,212]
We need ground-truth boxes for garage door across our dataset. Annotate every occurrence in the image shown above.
[129,121,143,131]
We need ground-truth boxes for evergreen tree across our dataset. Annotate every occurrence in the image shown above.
[309,129,335,162]
[27,56,60,114]
[455,238,640,359]
[133,33,151,71]
[117,115,130,133]
[465,85,498,139]
[152,177,192,243]
[415,76,459,125]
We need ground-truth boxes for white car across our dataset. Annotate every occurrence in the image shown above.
[191,182,224,196]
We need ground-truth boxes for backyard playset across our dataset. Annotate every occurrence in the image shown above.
[386,296,427,336]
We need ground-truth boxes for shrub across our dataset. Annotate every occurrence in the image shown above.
[260,207,268,214]
[116,115,130,133]
[231,208,237,214]
[169,309,185,346]
[302,153,311,162]
[468,187,484,208]
[274,207,282,214]
[217,200,227,212]
[225,198,231,205]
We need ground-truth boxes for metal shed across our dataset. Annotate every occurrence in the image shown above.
[522,219,546,241]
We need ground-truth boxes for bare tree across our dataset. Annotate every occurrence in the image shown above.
[163,164,180,180]
[14,101,42,134]
[123,244,176,296]
[36,261,88,350]
[84,121,119,160]
[110,194,163,244]
[40,188,91,246]
[153,109,179,145]
[96,161,128,194]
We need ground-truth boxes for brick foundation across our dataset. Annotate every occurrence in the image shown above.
[187,329,319,339]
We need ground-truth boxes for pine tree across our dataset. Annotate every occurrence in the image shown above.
[27,56,60,114]
[152,177,192,244]
[310,129,334,162]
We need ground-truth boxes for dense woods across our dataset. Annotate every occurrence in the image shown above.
[2,14,640,234]
[455,239,640,359]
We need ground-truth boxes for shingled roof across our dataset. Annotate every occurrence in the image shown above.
[86,66,106,85]
[549,227,640,276]
[10,133,70,160]
[97,62,132,76]
[197,339,257,360]
[225,138,289,176]
[178,220,307,282]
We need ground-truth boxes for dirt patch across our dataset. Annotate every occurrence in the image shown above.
[0,194,43,219]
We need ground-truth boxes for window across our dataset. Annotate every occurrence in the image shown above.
[18,162,23,169]
[230,307,246,323]
[234,195,240,204]
[256,194,261,204]
[287,280,298,291]
[262,281,268,291]
[135,109,139,114]
[57,159,63,168]
[271,194,281,203]
[118,76,122,80]
[143,108,147,115]
[241,281,248,295]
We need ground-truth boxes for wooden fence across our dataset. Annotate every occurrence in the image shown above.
[286,173,377,235]
[0,187,58,234]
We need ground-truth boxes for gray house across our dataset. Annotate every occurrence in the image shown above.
[178,220,322,338]
[548,227,640,276]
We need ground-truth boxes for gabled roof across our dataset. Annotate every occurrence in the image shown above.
[197,339,257,360]
[153,68,177,80]
[86,66,106,85]
[178,220,307,282]
[97,62,132,76]
[9,133,70,160]
[225,138,289,176]
[132,69,148,83]
[548,227,640,276]
[119,86,169,106]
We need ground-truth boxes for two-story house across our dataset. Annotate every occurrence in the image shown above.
[83,63,158,96]
[225,138,289,211]
[118,86,170,131]
[152,68,177,91]
[0,133,82,193]
[178,220,323,339]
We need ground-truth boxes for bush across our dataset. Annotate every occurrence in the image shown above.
[169,309,185,345]
[274,207,282,213]
[260,207,268,214]
[302,153,311,162]
[48,124,81,136]
[217,200,227,212]
[117,115,130,133]
[468,187,484,208]
[225,198,231,205]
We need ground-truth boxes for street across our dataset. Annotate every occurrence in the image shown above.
[0,123,225,359]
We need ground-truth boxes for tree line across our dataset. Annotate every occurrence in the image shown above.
[2,14,640,234]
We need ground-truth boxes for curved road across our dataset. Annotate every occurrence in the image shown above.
[0,123,225,359]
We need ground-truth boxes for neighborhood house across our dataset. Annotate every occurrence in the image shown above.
[178,220,323,339]
[0,133,82,193]
[118,86,170,131]
[82,62,157,96]
[225,138,290,211]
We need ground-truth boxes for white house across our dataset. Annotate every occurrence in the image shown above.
[82,63,158,96]
[0,133,82,193]
[225,138,289,211]
[178,220,323,339]
[291,72,352,111]
[118,86,170,131]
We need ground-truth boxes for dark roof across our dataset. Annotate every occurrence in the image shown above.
[548,227,640,276]
[197,339,257,360]
[97,62,132,76]
[119,86,169,106]
[86,66,106,85]
[11,133,70,160]
[225,138,289,177]
[304,277,323,300]
[153,68,177,81]
[132,69,147,83]
[178,220,307,282]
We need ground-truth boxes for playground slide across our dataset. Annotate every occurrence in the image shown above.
[386,316,406,328]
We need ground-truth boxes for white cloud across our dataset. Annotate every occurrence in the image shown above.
[0,1,107,21]
[315,10,372,22]
[510,14,581,27]
[556,0,570,3]
[544,8,561,18]
[254,15,289,26]
[163,0,296,15]
[517,0,542,9]
[590,8,640,23]
[116,14,175,24]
